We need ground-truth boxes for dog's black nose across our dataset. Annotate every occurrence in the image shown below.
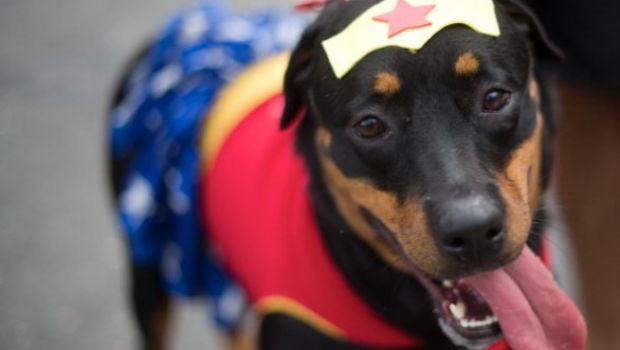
[428,194,505,262]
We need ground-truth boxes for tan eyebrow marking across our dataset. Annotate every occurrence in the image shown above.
[455,51,481,76]
[374,71,402,96]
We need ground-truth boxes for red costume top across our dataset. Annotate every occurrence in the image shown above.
[199,55,512,349]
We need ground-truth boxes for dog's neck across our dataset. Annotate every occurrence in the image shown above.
[293,114,548,348]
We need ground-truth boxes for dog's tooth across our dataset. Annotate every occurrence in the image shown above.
[467,316,497,328]
[460,319,470,328]
[449,302,466,320]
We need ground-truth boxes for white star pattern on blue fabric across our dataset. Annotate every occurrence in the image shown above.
[120,175,154,230]
[180,11,210,44]
[217,285,246,326]
[165,168,191,215]
[150,64,183,98]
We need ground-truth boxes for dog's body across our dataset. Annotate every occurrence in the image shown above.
[109,1,586,349]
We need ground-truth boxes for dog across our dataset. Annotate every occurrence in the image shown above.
[108,0,587,349]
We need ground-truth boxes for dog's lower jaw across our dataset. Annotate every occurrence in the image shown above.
[438,318,501,350]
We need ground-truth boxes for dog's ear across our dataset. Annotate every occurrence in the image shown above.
[500,0,564,61]
[280,20,321,129]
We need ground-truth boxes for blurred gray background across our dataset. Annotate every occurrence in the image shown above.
[0,0,288,348]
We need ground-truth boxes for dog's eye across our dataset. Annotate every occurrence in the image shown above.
[483,90,511,112]
[353,116,388,139]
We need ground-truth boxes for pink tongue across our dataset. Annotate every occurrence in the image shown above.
[464,247,587,350]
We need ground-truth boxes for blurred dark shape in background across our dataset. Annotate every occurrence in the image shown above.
[534,0,620,348]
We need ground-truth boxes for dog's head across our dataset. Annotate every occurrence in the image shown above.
[281,0,566,347]
[283,0,560,277]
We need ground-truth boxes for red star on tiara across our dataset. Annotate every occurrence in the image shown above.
[373,0,436,38]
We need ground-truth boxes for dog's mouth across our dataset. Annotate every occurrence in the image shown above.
[432,278,504,349]
[406,248,587,350]
[365,211,500,347]
[413,270,502,349]
[363,210,586,349]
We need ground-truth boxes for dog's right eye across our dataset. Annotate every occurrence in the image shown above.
[353,116,388,139]
[482,89,511,112]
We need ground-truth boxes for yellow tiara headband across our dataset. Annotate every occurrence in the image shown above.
[322,0,501,78]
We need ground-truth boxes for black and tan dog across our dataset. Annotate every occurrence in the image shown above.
[109,0,587,349]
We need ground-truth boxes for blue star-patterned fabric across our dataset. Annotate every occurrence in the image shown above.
[109,1,306,330]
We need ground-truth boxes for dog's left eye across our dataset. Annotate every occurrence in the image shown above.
[483,90,511,112]
[353,116,388,139]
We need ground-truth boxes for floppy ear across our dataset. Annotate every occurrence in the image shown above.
[501,0,564,61]
[280,21,321,129]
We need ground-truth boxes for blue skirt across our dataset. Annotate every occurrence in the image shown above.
[109,1,305,330]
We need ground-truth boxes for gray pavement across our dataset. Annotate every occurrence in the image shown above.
[0,0,289,349]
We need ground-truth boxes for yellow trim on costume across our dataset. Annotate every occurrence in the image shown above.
[322,0,500,78]
[256,296,347,340]
[201,53,290,172]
